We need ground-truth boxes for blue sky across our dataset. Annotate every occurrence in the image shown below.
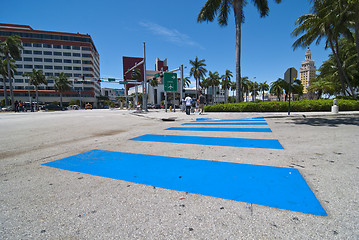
[1,0,328,89]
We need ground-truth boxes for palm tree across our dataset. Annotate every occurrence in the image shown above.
[249,81,259,102]
[292,0,355,97]
[23,69,47,110]
[53,72,72,107]
[240,76,250,102]
[198,0,282,103]
[259,81,269,101]
[189,57,207,99]
[207,71,220,104]
[291,79,304,100]
[221,70,233,103]
[0,35,23,107]
[230,81,236,102]
[0,59,17,106]
[270,79,284,101]
[183,76,191,88]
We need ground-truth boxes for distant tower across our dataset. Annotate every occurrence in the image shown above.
[300,48,316,94]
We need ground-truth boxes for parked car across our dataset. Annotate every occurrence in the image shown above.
[67,105,80,110]
[1,106,13,111]
[85,103,92,110]
[44,104,65,111]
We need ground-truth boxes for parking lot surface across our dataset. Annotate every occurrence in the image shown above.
[0,109,358,239]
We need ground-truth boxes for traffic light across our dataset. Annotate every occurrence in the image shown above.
[82,75,85,81]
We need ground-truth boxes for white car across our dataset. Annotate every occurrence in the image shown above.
[67,105,80,110]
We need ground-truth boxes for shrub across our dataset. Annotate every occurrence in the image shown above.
[204,99,359,112]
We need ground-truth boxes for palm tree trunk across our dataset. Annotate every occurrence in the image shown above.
[6,56,14,108]
[2,75,8,106]
[354,9,359,63]
[233,0,243,103]
[195,77,198,100]
[35,86,39,110]
[60,93,63,107]
[262,90,265,101]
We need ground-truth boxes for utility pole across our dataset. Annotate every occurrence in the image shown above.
[143,42,148,111]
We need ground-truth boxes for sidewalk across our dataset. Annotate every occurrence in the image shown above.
[130,108,359,121]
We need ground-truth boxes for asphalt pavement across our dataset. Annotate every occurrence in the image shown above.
[0,109,358,239]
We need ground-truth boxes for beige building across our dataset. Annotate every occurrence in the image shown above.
[300,48,316,94]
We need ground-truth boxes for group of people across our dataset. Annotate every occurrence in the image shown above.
[14,100,35,112]
[182,93,206,115]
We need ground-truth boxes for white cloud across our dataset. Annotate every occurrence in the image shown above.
[139,21,203,49]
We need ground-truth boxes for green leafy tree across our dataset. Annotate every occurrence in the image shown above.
[189,57,207,99]
[270,78,285,101]
[197,0,282,103]
[292,0,356,97]
[221,69,233,103]
[0,35,23,107]
[240,76,250,102]
[23,69,48,110]
[53,72,72,107]
[230,81,236,102]
[259,81,269,101]
[0,59,17,105]
[207,71,220,104]
[183,76,191,88]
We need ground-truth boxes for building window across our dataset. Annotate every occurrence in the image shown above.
[83,60,91,64]
[24,65,33,69]
[34,58,43,62]
[54,66,63,70]
[24,57,33,61]
[15,79,24,83]
[23,43,32,47]
[44,58,53,62]
[15,71,23,75]
[43,44,52,48]
[82,47,90,51]
[44,65,53,70]
[82,54,91,58]
[34,50,42,55]
[63,45,71,49]
[64,59,72,63]
[45,72,54,76]
[83,67,92,71]
[54,52,62,56]
[34,65,43,69]
[23,50,32,54]
[33,43,42,47]
[74,73,81,77]
[72,53,81,57]
[54,59,62,63]
[63,52,71,56]
[64,66,72,70]
[72,46,80,50]
[73,60,81,64]
[65,73,73,77]
[16,64,23,68]
[73,67,81,71]
[53,45,62,49]
[47,80,54,84]
[43,51,52,55]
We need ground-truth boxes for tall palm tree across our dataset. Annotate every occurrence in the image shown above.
[53,72,72,107]
[0,59,17,106]
[240,76,250,102]
[23,69,47,110]
[0,35,23,107]
[183,76,191,88]
[248,81,259,102]
[221,69,233,103]
[270,79,284,101]
[259,81,269,101]
[198,0,282,103]
[189,57,207,99]
[292,0,355,97]
[207,71,220,104]
[230,81,236,102]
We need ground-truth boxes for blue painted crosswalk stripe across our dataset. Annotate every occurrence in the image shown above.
[183,122,268,126]
[165,127,272,132]
[194,118,266,122]
[42,149,327,216]
[130,134,283,149]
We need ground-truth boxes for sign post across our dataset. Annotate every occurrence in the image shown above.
[164,72,178,112]
[284,67,297,115]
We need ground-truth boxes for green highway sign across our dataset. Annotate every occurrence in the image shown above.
[119,81,128,84]
[108,78,116,82]
[164,72,177,92]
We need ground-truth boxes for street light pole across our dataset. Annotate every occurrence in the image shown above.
[143,42,148,111]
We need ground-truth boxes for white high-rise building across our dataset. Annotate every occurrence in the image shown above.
[300,48,316,94]
[0,23,100,107]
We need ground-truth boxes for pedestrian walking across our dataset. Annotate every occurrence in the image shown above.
[185,95,192,115]
[198,93,206,114]
[14,100,19,112]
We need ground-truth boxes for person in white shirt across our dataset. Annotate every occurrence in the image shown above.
[185,95,192,115]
